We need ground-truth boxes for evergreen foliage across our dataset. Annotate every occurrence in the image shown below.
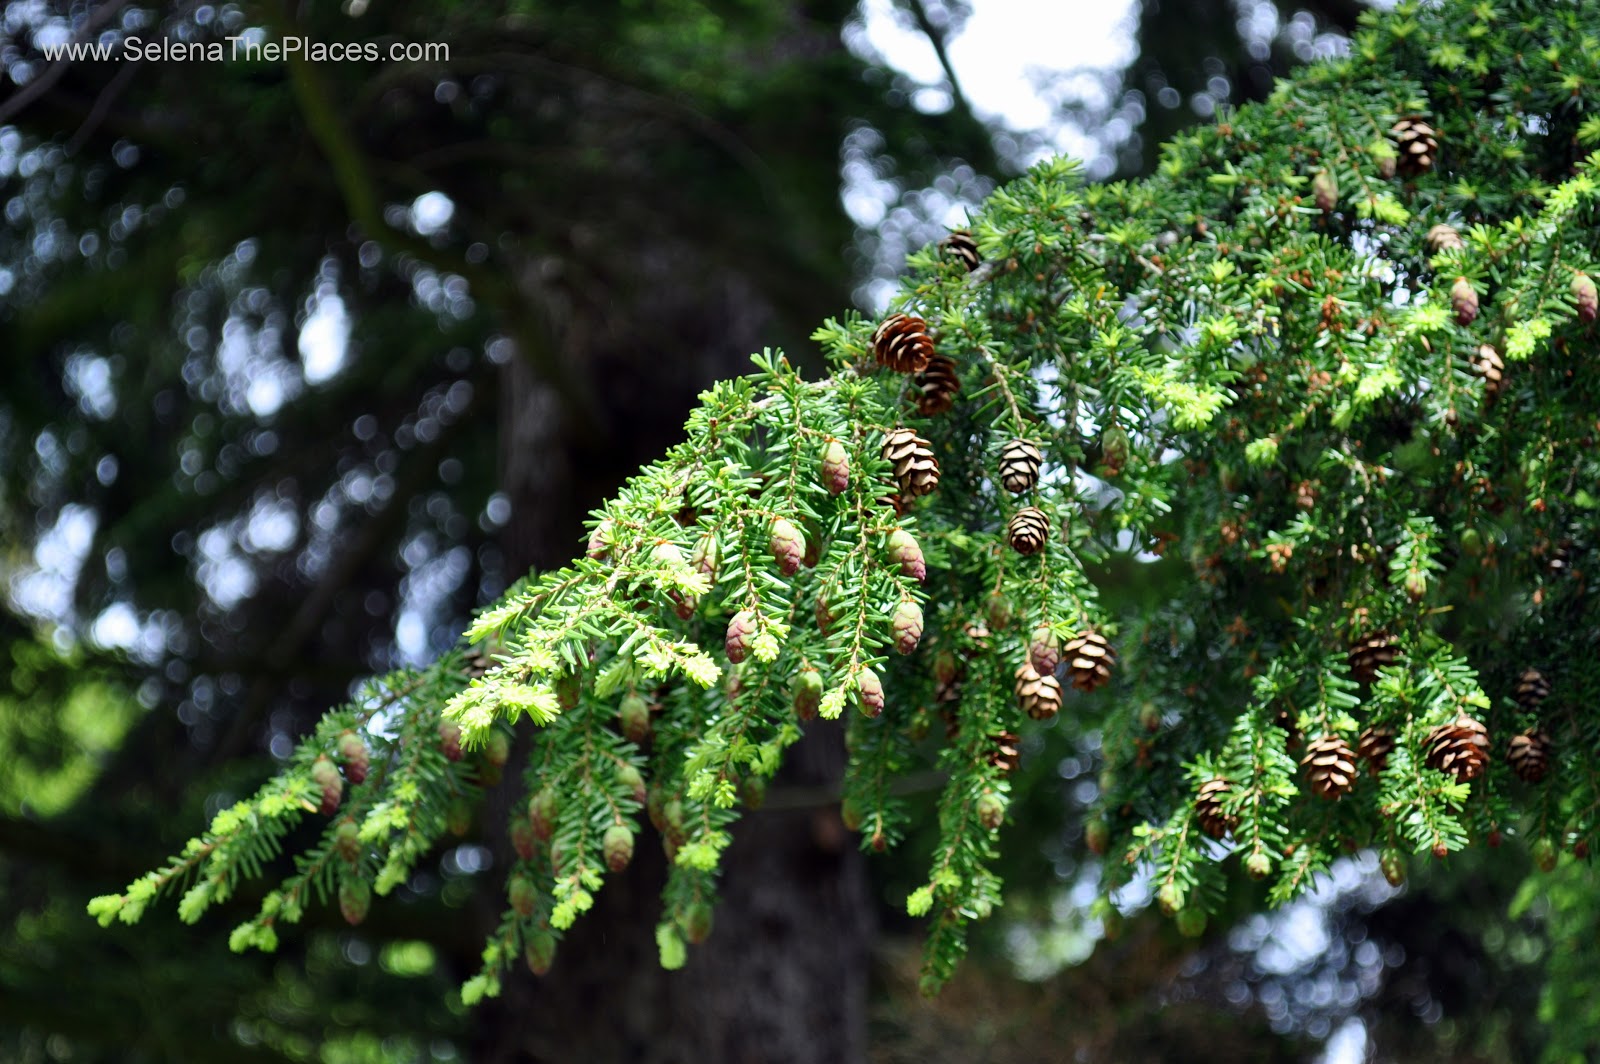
[92,0,1600,1004]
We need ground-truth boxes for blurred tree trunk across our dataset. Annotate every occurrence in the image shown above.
[479,290,874,1060]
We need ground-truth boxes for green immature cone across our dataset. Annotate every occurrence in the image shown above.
[337,731,369,784]
[1175,908,1207,938]
[891,600,924,655]
[528,789,558,842]
[617,763,647,806]
[1379,848,1406,887]
[446,796,472,837]
[334,817,361,864]
[438,720,463,762]
[856,668,885,717]
[484,730,510,769]
[339,879,370,926]
[510,819,538,861]
[690,533,718,581]
[509,872,538,917]
[1533,838,1558,873]
[1028,625,1060,674]
[1245,852,1273,880]
[885,528,926,582]
[791,665,823,722]
[725,610,756,664]
[1451,276,1479,325]
[555,670,582,712]
[619,692,651,744]
[311,755,342,815]
[977,791,1006,831]
[681,901,714,945]
[586,519,613,561]
[603,825,635,872]
[820,438,850,495]
[525,929,557,976]
[1084,818,1110,856]
[770,517,806,576]
[1100,425,1131,477]
[1573,273,1598,323]
[1312,169,1338,212]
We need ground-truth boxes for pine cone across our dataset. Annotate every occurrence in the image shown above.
[603,825,635,872]
[1195,778,1238,839]
[881,428,941,496]
[1062,630,1116,692]
[1007,506,1051,555]
[1507,727,1552,783]
[791,666,823,722]
[1356,725,1395,774]
[337,732,370,785]
[988,730,1021,774]
[1302,734,1359,799]
[1312,170,1338,212]
[1426,223,1463,253]
[1391,115,1439,177]
[1014,663,1063,720]
[940,229,982,272]
[438,721,463,763]
[1028,625,1060,674]
[1474,343,1505,402]
[1573,273,1598,323]
[1425,714,1490,781]
[819,438,850,495]
[770,517,806,576]
[1348,631,1400,684]
[1451,276,1479,325]
[856,668,885,717]
[872,313,934,374]
[999,438,1043,494]
[914,355,961,416]
[891,600,924,655]
[886,528,927,582]
[725,610,757,664]
[1515,667,1551,711]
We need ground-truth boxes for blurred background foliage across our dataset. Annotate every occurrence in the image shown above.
[0,0,1579,1060]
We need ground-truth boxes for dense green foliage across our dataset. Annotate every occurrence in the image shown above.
[83,0,1600,1016]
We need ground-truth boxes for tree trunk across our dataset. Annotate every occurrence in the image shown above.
[480,282,873,1061]
[483,727,872,1064]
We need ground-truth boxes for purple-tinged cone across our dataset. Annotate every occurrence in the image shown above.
[820,438,850,495]
[770,517,806,576]
[886,528,926,582]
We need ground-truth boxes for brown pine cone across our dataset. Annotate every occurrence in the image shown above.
[999,438,1043,494]
[940,230,982,272]
[1507,727,1552,783]
[914,355,961,416]
[1007,506,1050,555]
[881,428,941,496]
[1195,778,1238,839]
[872,313,935,374]
[1391,115,1439,177]
[1062,630,1116,692]
[1014,663,1063,720]
[1356,725,1395,774]
[1348,631,1401,684]
[1302,734,1359,799]
[1425,714,1490,781]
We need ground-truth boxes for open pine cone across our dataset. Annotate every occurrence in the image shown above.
[872,313,935,373]
[1302,734,1359,799]
[1062,630,1115,692]
[1425,714,1490,781]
